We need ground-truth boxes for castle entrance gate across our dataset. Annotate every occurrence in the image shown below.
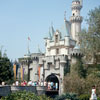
[45,74,59,97]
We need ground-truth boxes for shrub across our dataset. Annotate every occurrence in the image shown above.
[39,95,53,100]
[97,97,100,100]
[54,93,78,100]
[1,91,53,100]
[79,94,90,100]
[79,94,100,100]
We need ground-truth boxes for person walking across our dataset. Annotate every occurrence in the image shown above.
[90,85,97,100]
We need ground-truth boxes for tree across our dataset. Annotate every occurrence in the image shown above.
[70,57,86,78]
[64,74,85,95]
[79,6,100,64]
[0,52,13,84]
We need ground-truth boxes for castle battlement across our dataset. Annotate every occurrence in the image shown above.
[72,5,82,10]
[70,16,83,22]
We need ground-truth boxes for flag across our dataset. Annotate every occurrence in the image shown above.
[13,64,16,80]
[23,68,24,80]
[20,66,24,81]
[38,66,41,80]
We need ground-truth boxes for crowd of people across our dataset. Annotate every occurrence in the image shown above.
[12,80,38,86]
[0,80,59,91]
[12,80,58,90]
[47,81,58,90]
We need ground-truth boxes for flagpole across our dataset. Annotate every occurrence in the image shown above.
[27,36,30,55]
[28,38,29,54]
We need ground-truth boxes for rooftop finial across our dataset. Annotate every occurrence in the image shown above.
[50,22,55,36]
[64,11,66,21]
[38,44,42,53]
[49,27,52,39]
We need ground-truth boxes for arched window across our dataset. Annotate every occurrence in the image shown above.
[55,35,58,43]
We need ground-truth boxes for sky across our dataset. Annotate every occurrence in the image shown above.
[0,0,100,61]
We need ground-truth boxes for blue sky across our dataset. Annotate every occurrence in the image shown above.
[0,0,100,61]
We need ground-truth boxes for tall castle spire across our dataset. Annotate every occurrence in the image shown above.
[64,11,66,21]
[70,0,83,43]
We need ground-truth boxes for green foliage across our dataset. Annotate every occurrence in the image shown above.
[1,91,53,100]
[84,64,100,78]
[0,56,13,84]
[84,74,100,96]
[39,95,53,100]
[64,74,85,95]
[64,71,100,97]
[70,57,86,78]
[64,62,70,76]
[79,6,100,64]
[79,94,100,100]
[54,93,78,100]
[79,94,90,100]
[64,72,100,97]
[97,97,100,100]
[75,59,86,78]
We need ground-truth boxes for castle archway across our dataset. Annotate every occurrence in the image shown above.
[46,74,59,84]
[45,74,59,97]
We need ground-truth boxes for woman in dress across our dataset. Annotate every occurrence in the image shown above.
[90,85,97,100]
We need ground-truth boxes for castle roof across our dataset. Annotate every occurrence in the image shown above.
[46,25,55,40]
[72,0,80,2]
[60,19,71,39]
[71,43,82,56]
[46,19,71,40]
[74,43,80,50]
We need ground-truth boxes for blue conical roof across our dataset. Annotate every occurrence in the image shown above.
[49,27,52,40]
[74,43,80,50]
[50,26,55,36]
[60,19,71,39]
[48,26,55,40]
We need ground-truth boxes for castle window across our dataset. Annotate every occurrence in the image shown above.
[56,48,59,55]
[55,35,58,43]
[73,13,75,16]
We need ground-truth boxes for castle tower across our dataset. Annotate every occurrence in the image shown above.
[70,0,83,43]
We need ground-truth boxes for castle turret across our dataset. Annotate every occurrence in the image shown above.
[70,0,83,43]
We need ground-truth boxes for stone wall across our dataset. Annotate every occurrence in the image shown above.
[0,86,11,96]
[0,86,46,97]
[11,86,37,93]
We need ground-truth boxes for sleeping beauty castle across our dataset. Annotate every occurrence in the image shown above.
[18,0,83,95]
